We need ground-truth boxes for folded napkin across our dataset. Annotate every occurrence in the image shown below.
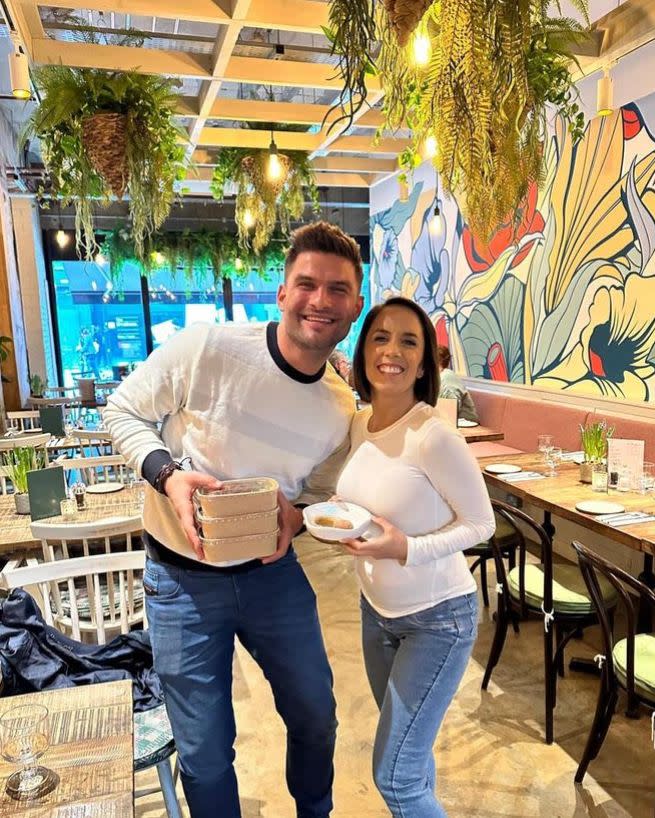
[501,471,546,483]
[561,451,585,463]
[595,510,655,527]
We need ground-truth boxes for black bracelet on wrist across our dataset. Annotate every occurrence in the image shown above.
[154,461,183,494]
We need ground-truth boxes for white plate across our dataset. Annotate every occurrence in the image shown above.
[485,463,522,475]
[85,483,125,494]
[575,500,625,515]
[457,419,479,428]
[303,501,371,542]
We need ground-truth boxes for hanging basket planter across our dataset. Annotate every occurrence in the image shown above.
[81,112,129,199]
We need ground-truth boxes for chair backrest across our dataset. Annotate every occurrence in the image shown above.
[0,549,145,644]
[58,453,134,485]
[28,396,79,408]
[0,464,11,495]
[6,410,41,432]
[0,433,51,466]
[490,499,554,614]
[572,541,655,701]
[73,429,114,458]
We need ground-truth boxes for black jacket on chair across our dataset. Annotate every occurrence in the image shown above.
[0,588,163,711]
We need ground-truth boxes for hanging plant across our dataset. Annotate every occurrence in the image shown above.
[22,24,188,261]
[210,148,320,254]
[101,226,286,288]
[326,0,589,240]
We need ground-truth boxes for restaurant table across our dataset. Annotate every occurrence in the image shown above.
[479,451,655,634]
[461,425,504,443]
[0,681,133,817]
[0,493,142,552]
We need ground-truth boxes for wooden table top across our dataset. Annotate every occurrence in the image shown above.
[461,425,504,443]
[479,452,655,556]
[0,493,142,552]
[0,681,133,817]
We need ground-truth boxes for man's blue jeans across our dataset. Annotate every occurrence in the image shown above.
[361,592,478,818]
[144,549,337,818]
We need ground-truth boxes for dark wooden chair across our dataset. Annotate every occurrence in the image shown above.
[482,499,618,744]
[572,540,655,783]
[466,512,519,608]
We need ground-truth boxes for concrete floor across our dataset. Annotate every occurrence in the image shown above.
[136,534,653,817]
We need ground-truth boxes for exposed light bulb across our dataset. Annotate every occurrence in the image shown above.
[55,229,69,249]
[151,251,166,265]
[596,67,613,117]
[267,150,283,182]
[234,257,244,271]
[94,252,107,266]
[422,135,438,160]
[399,179,409,203]
[243,209,255,228]
[429,204,444,237]
[412,31,431,66]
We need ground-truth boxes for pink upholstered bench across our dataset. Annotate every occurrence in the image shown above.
[591,410,655,462]
[468,389,592,458]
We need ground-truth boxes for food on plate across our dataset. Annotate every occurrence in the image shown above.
[313,515,354,530]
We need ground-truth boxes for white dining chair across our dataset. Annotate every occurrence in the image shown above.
[0,549,182,818]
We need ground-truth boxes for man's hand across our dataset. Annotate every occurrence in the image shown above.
[261,490,304,565]
[164,469,222,560]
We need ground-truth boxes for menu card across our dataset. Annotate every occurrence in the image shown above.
[38,405,65,436]
[607,438,644,491]
[27,465,68,521]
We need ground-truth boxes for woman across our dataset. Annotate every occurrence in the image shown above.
[336,297,494,817]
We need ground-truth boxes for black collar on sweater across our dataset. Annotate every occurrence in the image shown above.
[266,321,326,384]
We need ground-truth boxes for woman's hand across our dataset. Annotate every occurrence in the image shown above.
[341,516,408,563]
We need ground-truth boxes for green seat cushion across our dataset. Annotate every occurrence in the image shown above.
[467,514,517,553]
[508,563,618,614]
[134,704,175,771]
[613,634,655,704]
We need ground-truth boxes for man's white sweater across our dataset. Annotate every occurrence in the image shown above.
[104,322,355,563]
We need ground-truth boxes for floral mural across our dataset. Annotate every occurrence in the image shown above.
[370,100,655,402]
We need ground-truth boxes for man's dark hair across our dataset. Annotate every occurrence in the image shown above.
[285,221,363,286]
[352,297,440,406]
[437,345,451,368]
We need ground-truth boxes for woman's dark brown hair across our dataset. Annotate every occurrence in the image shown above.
[352,297,440,406]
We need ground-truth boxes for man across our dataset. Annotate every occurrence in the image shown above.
[437,345,479,423]
[104,222,364,818]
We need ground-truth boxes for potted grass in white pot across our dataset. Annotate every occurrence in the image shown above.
[2,447,45,514]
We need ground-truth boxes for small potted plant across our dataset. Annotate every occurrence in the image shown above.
[2,447,45,514]
[579,421,614,483]
[29,374,46,398]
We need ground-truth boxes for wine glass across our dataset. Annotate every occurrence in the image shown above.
[545,446,563,477]
[0,704,58,800]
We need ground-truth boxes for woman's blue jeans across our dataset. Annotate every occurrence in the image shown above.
[361,592,478,818]
[144,549,337,818]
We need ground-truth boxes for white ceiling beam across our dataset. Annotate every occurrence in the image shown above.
[35,0,230,24]
[36,0,327,30]
[312,156,396,174]
[574,0,655,78]
[186,167,368,188]
[243,0,328,33]
[185,0,253,162]
[31,38,212,77]
[329,134,409,154]
[201,98,384,129]
[197,128,323,150]
[224,55,381,91]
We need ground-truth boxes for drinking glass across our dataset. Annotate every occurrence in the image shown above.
[545,446,562,477]
[591,463,609,493]
[640,462,655,494]
[537,434,554,468]
[0,704,58,800]
[126,478,146,514]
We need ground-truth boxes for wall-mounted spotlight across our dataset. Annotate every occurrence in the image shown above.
[8,37,31,100]
[596,66,613,117]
